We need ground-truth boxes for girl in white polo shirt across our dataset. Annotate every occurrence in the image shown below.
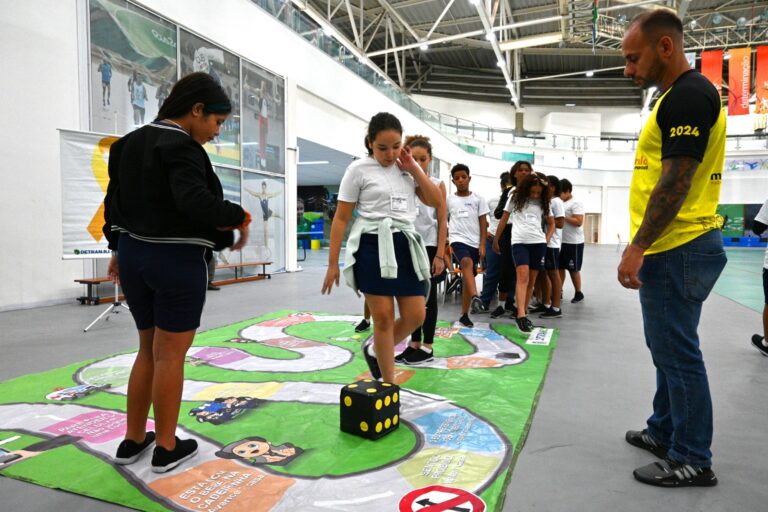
[493,174,554,333]
[321,113,441,383]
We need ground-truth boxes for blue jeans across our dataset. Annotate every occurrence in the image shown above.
[638,230,726,468]
[480,236,500,307]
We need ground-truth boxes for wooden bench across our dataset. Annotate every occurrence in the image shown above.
[211,261,272,286]
[74,277,124,305]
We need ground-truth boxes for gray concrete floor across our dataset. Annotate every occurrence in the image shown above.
[0,245,766,511]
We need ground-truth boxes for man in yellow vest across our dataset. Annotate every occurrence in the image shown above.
[618,10,726,487]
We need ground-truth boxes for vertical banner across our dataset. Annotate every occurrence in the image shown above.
[700,50,723,94]
[728,47,751,115]
[756,46,768,114]
[60,130,119,259]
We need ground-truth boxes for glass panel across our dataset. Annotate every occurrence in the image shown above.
[212,166,243,270]
[242,172,286,272]
[179,29,241,166]
[89,0,177,135]
[242,61,286,173]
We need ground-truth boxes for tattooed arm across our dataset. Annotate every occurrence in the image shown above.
[617,156,699,289]
[632,156,699,250]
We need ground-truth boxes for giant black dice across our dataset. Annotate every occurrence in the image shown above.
[340,379,400,440]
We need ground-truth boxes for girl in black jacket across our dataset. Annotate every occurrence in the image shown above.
[104,73,250,473]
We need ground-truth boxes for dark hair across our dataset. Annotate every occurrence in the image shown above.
[215,436,267,459]
[156,72,232,120]
[560,178,573,194]
[404,134,432,156]
[629,9,683,44]
[510,174,551,215]
[546,175,561,196]
[451,164,470,177]
[365,112,403,155]
[500,171,511,187]
[510,160,533,186]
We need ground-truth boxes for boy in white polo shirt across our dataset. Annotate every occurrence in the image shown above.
[559,179,586,303]
[447,164,489,327]
[752,198,768,356]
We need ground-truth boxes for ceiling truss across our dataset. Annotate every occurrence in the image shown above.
[293,0,768,107]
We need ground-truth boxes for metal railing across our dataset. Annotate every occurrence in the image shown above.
[253,0,768,161]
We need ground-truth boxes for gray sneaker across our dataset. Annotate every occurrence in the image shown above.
[470,296,487,314]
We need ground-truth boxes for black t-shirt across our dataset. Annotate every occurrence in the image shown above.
[656,69,722,162]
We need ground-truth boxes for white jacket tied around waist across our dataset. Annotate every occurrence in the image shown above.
[343,216,431,297]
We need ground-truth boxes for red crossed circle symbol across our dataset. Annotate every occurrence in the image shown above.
[399,485,486,512]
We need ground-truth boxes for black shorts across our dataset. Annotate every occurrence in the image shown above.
[512,243,546,271]
[544,247,560,270]
[117,234,208,332]
[354,233,424,296]
[451,242,480,273]
[763,268,768,305]
[559,243,584,271]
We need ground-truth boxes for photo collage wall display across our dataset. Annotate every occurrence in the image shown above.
[89,0,177,135]
[88,0,288,272]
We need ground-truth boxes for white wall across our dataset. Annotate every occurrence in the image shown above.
[0,1,85,311]
[412,94,517,130]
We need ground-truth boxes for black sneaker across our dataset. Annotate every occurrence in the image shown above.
[508,309,518,320]
[354,319,371,332]
[402,348,434,365]
[539,307,562,319]
[361,342,382,380]
[151,437,198,473]
[489,306,506,318]
[207,283,220,291]
[395,346,417,362]
[633,458,718,487]
[528,303,548,314]
[516,316,534,333]
[114,431,155,465]
[571,291,585,303]
[459,314,474,328]
[470,296,487,314]
[625,429,668,458]
[751,334,768,357]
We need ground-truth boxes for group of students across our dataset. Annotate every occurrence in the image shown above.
[321,111,591,384]
[445,162,587,333]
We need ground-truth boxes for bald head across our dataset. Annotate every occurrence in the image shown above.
[628,9,684,46]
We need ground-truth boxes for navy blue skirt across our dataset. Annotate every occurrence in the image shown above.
[353,232,425,296]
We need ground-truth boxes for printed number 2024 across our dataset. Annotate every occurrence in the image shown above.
[669,125,700,137]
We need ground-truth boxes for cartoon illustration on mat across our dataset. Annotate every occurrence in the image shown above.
[46,384,111,401]
[0,311,557,511]
[215,436,303,466]
[189,397,262,425]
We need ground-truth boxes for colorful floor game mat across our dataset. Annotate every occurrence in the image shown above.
[0,310,558,511]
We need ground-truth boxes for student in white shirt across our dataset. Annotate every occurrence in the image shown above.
[751,198,768,356]
[396,135,447,365]
[559,179,586,303]
[538,175,565,318]
[447,164,489,328]
[321,113,441,384]
[494,174,554,333]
